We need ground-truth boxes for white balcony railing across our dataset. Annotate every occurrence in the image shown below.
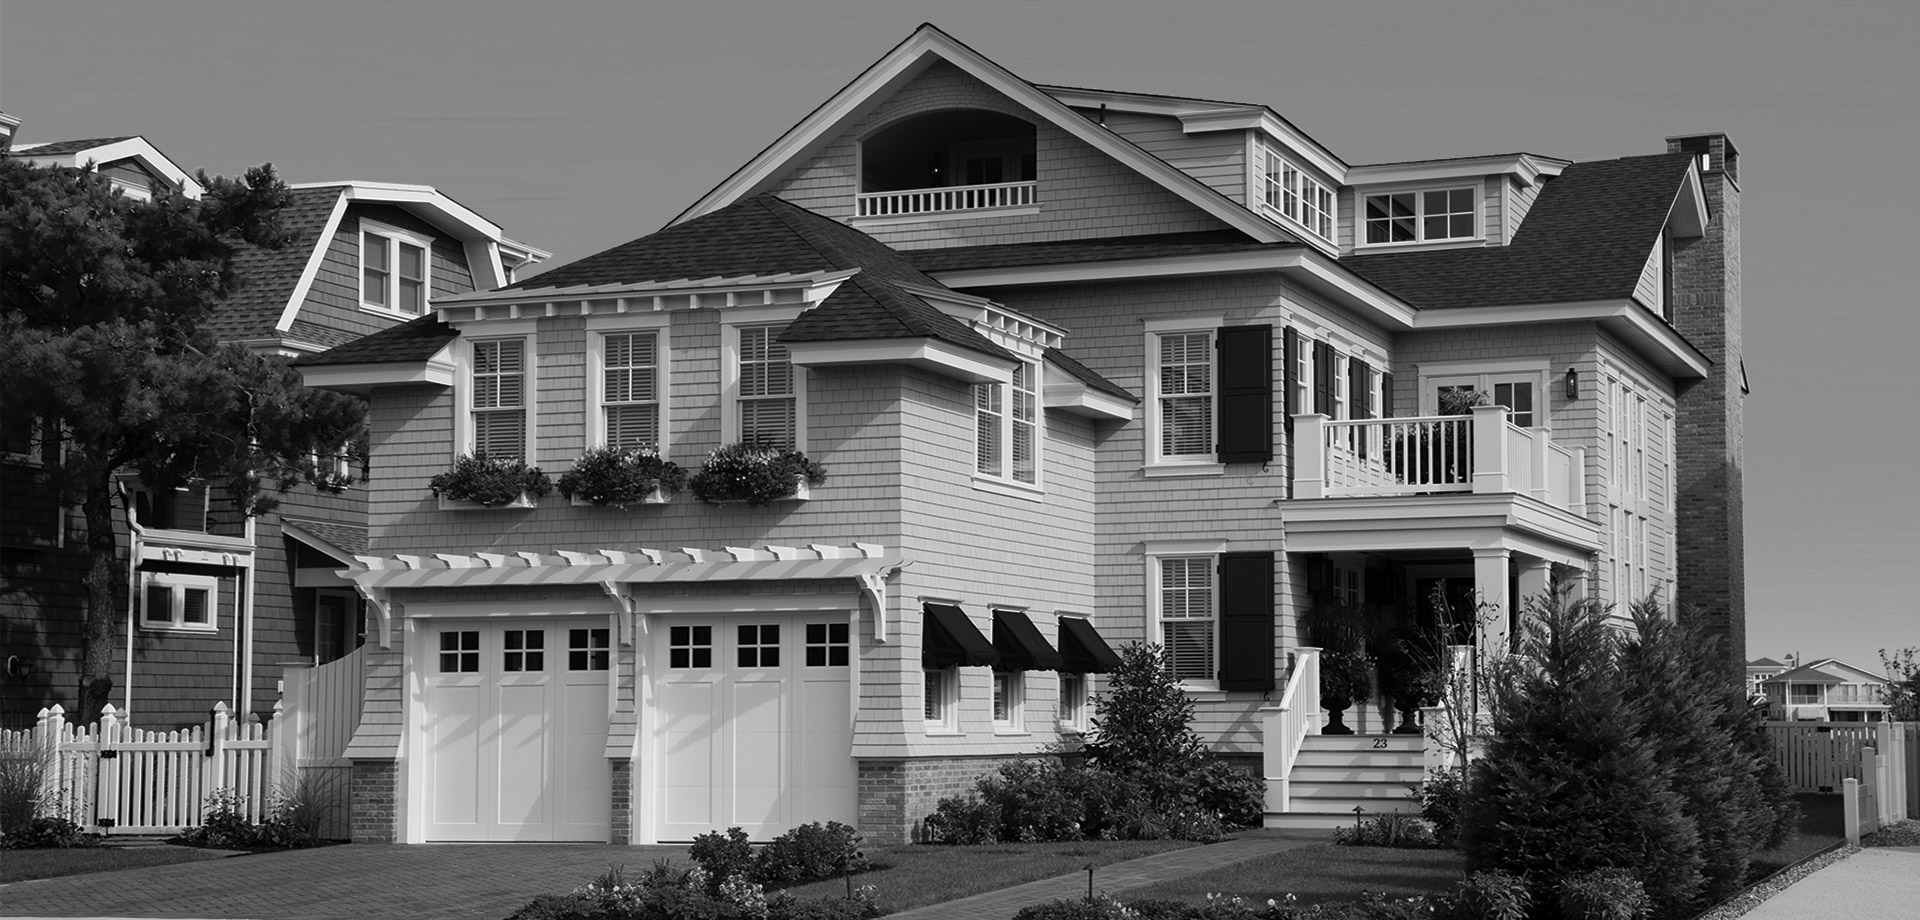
[1295,405,1585,514]
[854,180,1037,218]
[1261,647,1320,815]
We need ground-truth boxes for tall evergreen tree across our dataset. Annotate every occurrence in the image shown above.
[0,157,365,723]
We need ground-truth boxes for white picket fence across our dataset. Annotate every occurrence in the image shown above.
[1765,721,1882,792]
[1844,721,1913,845]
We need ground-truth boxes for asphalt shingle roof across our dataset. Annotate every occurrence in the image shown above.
[296,314,457,367]
[200,186,345,342]
[1045,348,1138,403]
[1344,152,1697,310]
[909,230,1288,273]
[282,518,369,557]
[7,136,138,157]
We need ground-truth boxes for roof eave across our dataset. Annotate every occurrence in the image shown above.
[1413,299,1712,379]
[786,336,1015,385]
[298,355,456,396]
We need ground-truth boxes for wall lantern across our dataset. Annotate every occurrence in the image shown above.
[1564,367,1579,400]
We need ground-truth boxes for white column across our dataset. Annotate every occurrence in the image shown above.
[1563,564,1590,604]
[1515,557,1552,648]
[1293,414,1329,499]
[1469,405,1512,494]
[1472,547,1511,659]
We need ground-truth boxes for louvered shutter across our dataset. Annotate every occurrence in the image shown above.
[1282,326,1301,428]
[1215,324,1272,463]
[1312,340,1335,416]
[1351,359,1373,458]
[1382,373,1395,418]
[1217,551,1276,691]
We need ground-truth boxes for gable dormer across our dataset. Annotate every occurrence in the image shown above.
[1632,158,1709,321]
[1342,153,1567,254]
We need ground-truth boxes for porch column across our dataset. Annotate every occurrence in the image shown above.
[1562,564,1590,604]
[1293,414,1328,498]
[1472,548,1511,659]
[1514,557,1553,647]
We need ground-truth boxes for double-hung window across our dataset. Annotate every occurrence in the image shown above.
[973,360,1040,487]
[142,572,217,632]
[1155,330,1214,462]
[603,331,660,449]
[731,322,801,449]
[1157,555,1216,684]
[471,338,528,460]
[360,220,431,316]
[1363,188,1477,245]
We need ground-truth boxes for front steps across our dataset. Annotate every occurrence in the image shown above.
[1265,733,1425,830]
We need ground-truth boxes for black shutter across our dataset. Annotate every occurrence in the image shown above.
[1353,360,1373,420]
[1216,324,1272,463]
[1217,551,1275,692]
[1312,340,1335,416]
[1381,372,1395,418]
[1281,326,1301,426]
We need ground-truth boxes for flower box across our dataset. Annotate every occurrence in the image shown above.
[688,443,826,507]
[439,492,540,511]
[428,453,553,509]
[557,446,687,509]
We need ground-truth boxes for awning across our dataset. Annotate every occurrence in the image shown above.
[992,609,1063,671]
[1058,616,1122,673]
[923,603,999,669]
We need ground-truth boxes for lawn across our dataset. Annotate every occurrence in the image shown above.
[1115,840,1463,909]
[1748,793,1845,876]
[0,845,233,884]
[779,838,1196,914]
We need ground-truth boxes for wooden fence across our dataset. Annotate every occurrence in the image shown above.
[1844,721,1914,844]
[277,647,366,840]
[1765,721,1882,792]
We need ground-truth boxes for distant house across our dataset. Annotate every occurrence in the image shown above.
[0,120,547,729]
[1757,657,1892,722]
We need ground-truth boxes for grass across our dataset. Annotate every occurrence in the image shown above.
[1115,841,1463,908]
[1748,793,1846,876]
[0,845,232,884]
[778,838,1196,914]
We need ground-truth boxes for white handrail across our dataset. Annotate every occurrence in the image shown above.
[1262,647,1321,815]
[855,180,1037,218]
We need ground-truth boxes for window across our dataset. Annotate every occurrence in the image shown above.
[439,630,479,673]
[1057,673,1087,728]
[313,590,361,664]
[992,671,1023,729]
[1154,331,1214,461]
[737,624,780,668]
[974,360,1040,486]
[923,668,956,730]
[471,338,528,460]
[1332,562,1364,608]
[1363,188,1477,244]
[141,573,217,632]
[1424,366,1546,429]
[1789,685,1821,706]
[602,331,660,449]
[806,622,850,667]
[2,416,41,465]
[669,625,712,669]
[1158,556,1216,683]
[1257,144,1334,242]
[728,319,804,449]
[360,220,431,315]
[503,629,545,672]
[569,628,611,671]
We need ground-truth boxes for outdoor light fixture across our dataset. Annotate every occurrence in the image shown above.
[1564,367,1579,400]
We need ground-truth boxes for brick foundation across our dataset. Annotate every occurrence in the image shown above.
[857,755,1033,845]
[610,759,634,844]
[349,760,398,843]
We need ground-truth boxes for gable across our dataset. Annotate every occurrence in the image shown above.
[289,203,480,345]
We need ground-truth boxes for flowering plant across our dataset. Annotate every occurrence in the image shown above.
[688,442,827,507]
[556,445,687,508]
[428,453,552,507]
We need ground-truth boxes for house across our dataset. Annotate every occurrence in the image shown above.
[0,122,548,729]
[1758,658,1891,722]
[297,24,1744,845]
[1748,655,1790,699]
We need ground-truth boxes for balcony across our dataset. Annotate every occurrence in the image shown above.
[1294,404,1584,514]
[854,180,1038,219]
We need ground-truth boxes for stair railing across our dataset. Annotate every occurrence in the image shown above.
[1261,647,1321,814]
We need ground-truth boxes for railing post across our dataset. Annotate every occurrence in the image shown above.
[1293,414,1328,498]
[207,702,229,807]
[1529,427,1551,502]
[1297,647,1321,734]
[1568,446,1587,515]
[1845,777,1861,846]
[1470,405,1511,494]
[1261,703,1287,815]
[96,704,120,832]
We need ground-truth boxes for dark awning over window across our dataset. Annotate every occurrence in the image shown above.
[1057,617,1122,673]
[923,603,999,669]
[992,609,1063,671]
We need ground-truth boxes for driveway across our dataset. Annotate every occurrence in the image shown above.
[1,843,685,919]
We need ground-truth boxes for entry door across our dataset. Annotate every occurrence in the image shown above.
[423,619,612,841]
[654,615,854,841]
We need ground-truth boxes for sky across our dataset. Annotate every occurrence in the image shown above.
[2,0,1915,674]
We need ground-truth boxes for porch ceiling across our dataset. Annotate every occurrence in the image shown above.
[1277,492,1602,566]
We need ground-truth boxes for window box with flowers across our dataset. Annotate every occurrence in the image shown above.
[557,445,688,508]
[429,453,553,510]
[688,442,827,507]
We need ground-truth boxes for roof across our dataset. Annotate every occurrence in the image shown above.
[9,136,138,156]
[199,186,345,343]
[1765,666,1844,686]
[909,230,1290,273]
[282,517,369,557]
[510,194,1015,363]
[1045,348,1138,403]
[1748,657,1784,668]
[296,314,458,367]
[1344,152,1698,310]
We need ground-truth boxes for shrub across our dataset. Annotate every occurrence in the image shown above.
[922,794,1001,844]
[976,758,1085,842]
[0,736,48,834]
[429,452,553,506]
[1332,813,1438,849]
[557,445,688,507]
[768,890,883,920]
[1417,765,1464,846]
[1556,868,1651,920]
[507,864,878,920]
[177,785,329,849]
[1184,760,1265,829]
[1435,870,1531,920]
[752,821,868,886]
[690,826,755,890]
[689,443,826,506]
[1013,897,1138,920]
[180,787,258,849]
[0,815,98,849]
[1083,643,1208,787]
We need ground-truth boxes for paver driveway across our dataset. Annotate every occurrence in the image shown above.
[1,843,685,919]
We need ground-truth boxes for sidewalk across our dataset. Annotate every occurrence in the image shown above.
[885,830,1325,920]
[1737,847,1920,920]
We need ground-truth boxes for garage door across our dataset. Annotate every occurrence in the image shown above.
[654,615,854,841]
[423,619,612,841]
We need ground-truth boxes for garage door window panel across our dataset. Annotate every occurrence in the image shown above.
[441,630,480,673]
[503,629,545,672]
[738,624,780,668]
[670,625,713,669]
[569,628,611,671]
[805,623,849,667]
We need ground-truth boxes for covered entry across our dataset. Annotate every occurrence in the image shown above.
[421,617,612,841]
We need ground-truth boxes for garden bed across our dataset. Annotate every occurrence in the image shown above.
[778,839,1196,914]
[1112,841,1464,910]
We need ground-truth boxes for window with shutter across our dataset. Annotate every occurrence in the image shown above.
[1312,340,1335,416]
[1158,332,1214,459]
[1158,556,1216,682]
[1217,551,1275,692]
[1216,325,1272,463]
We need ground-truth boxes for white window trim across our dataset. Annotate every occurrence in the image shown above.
[721,305,808,449]
[1143,316,1224,477]
[1056,671,1088,731]
[923,666,959,734]
[972,358,1044,498]
[1144,541,1227,691]
[992,669,1025,733]
[585,313,673,453]
[1416,359,1550,428]
[1356,185,1483,248]
[141,572,219,633]
[453,322,539,465]
[1255,141,1335,243]
[359,218,434,318]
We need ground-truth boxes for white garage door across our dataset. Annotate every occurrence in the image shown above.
[654,615,854,841]
[423,619,612,842]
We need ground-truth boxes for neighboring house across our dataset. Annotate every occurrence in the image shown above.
[0,122,547,729]
[1759,658,1892,722]
[297,24,1745,845]
[1748,655,1790,699]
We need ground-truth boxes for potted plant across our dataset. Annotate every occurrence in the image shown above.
[428,452,553,509]
[1378,629,1448,735]
[688,442,826,507]
[556,445,688,508]
[1319,649,1376,735]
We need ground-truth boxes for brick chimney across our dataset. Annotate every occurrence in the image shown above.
[1665,132,1745,680]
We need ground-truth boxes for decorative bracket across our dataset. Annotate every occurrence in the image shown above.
[353,582,394,648]
[856,565,901,644]
[601,580,636,646]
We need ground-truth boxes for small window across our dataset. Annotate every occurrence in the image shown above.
[503,629,545,672]
[1364,188,1477,244]
[974,360,1041,487]
[439,630,480,673]
[805,622,850,667]
[2,416,41,465]
[569,628,611,671]
[1058,673,1087,728]
[360,220,433,316]
[737,624,780,668]
[992,671,1023,729]
[1332,562,1364,609]
[140,573,218,632]
[313,591,361,664]
[923,668,956,729]
[670,625,712,670]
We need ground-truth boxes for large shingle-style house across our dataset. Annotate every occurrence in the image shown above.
[1755,657,1892,723]
[0,123,547,729]
[299,24,1745,845]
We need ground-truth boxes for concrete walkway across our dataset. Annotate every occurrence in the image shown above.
[1737,846,1920,920]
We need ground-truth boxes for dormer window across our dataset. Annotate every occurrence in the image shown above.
[361,219,432,316]
[1362,188,1478,244]
[1257,142,1333,243]
[857,110,1038,219]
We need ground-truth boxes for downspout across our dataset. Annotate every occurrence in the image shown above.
[121,482,139,723]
